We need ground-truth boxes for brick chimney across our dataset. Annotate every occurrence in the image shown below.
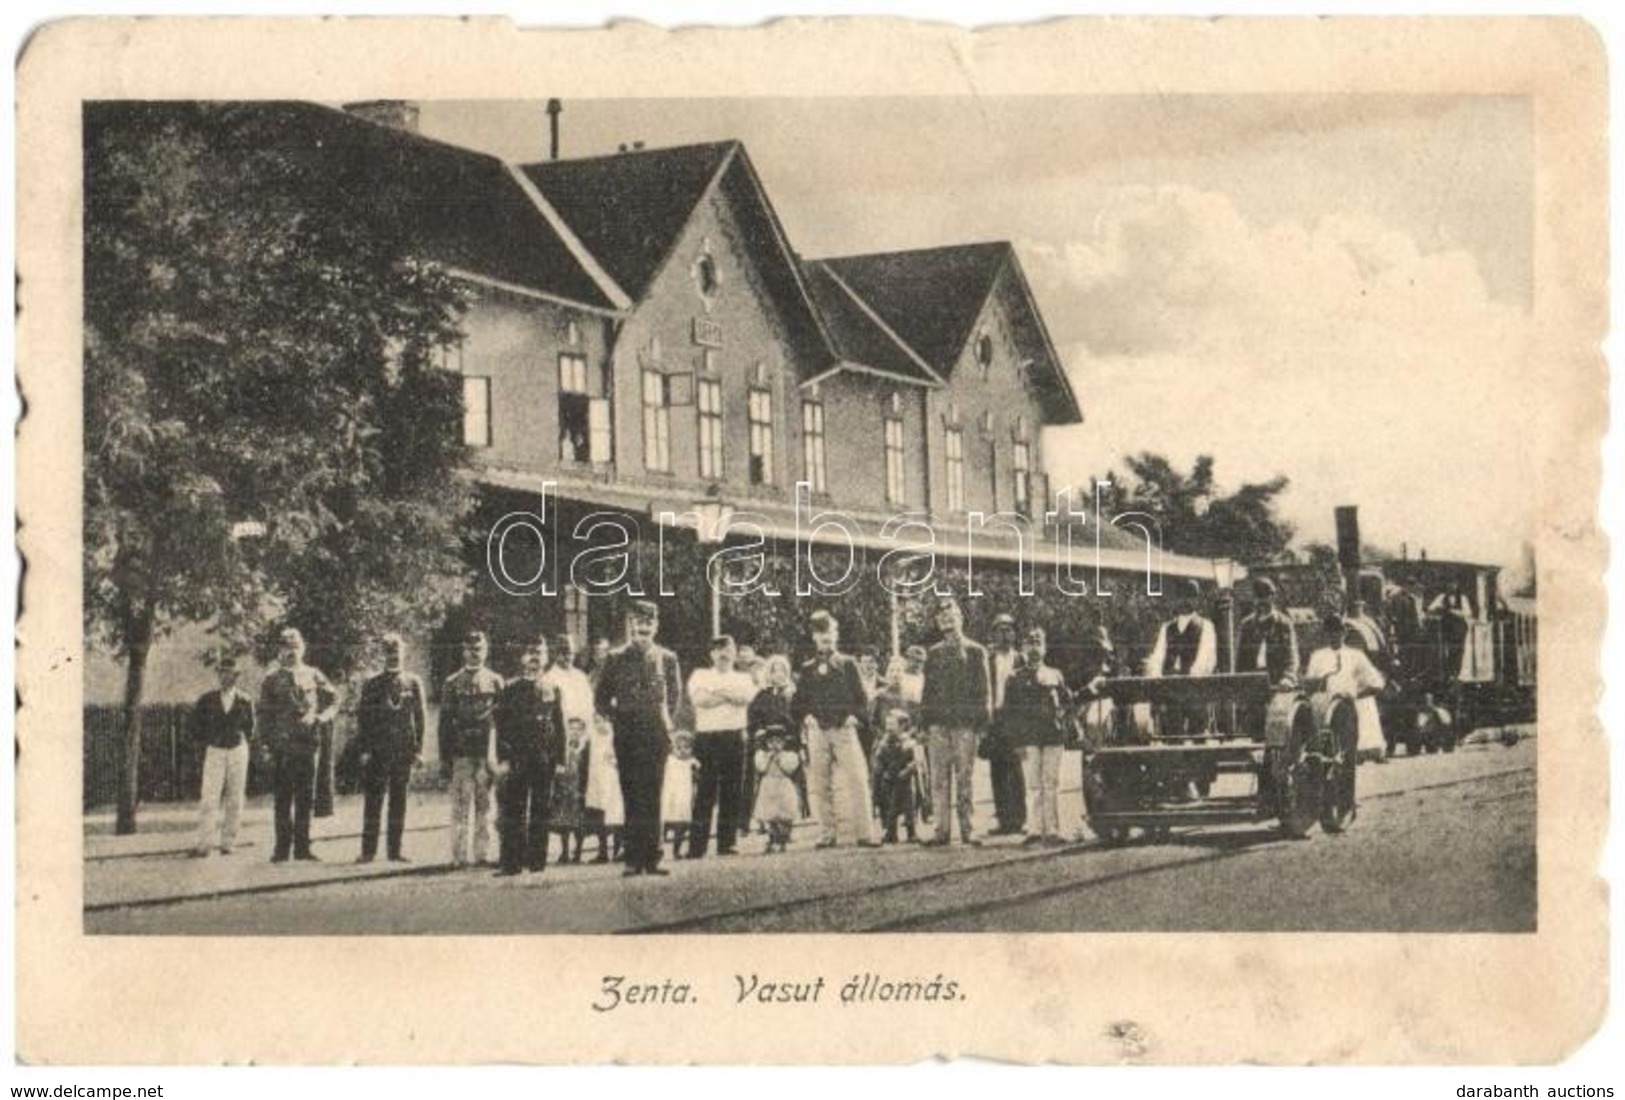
[343,100,421,133]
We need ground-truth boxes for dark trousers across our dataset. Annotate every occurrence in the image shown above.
[615,734,667,871]
[499,760,554,872]
[313,723,336,818]
[271,749,317,858]
[989,741,1027,831]
[879,778,918,839]
[360,754,413,859]
[689,730,744,856]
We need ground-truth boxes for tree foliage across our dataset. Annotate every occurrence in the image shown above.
[1099,452,1295,565]
[84,103,477,826]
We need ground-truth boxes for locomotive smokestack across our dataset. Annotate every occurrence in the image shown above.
[545,98,562,160]
[1334,506,1361,572]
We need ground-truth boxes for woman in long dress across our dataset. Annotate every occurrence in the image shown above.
[582,714,624,862]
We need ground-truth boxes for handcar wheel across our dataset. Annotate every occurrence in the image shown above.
[1273,701,1321,841]
[1319,728,1357,834]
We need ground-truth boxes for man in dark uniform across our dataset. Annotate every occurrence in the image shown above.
[1236,578,1301,686]
[494,637,567,876]
[594,601,682,877]
[258,627,340,863]
[354,633,426,864]
[985,612,1028,836]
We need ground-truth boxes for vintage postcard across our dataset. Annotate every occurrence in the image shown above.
[14,16,1608,1064]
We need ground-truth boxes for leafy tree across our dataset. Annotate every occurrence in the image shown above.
[84,103,474,832]
[1107,452,1295,565]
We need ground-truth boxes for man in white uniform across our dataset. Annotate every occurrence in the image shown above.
[1304,613,1387,761]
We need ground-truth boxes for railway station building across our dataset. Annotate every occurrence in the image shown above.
[84,101,1224,781]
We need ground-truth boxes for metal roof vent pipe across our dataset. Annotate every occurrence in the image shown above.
[546,98,562,160]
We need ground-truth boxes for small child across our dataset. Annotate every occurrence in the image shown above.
[582,715,623,863]
[661,732,699,861]
[871,709,921,844]
[752,730,802,853]
[548,717,589,864]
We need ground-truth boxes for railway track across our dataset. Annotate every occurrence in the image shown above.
[630,764,1535,934]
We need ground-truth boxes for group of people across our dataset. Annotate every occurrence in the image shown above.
[185,575,1434,867]
[185,595,1084,868]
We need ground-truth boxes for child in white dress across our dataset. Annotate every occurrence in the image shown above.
[583,714,623,863]
[662,732,699,861]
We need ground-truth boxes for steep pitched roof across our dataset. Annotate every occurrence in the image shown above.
[799,261,939,384]
[90,101,626,312]
[519,142,738,301]
[819,241,1082,424]
[818,242,1012,373]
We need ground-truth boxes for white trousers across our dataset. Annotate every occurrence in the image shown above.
[448,757,494,865]
[195,742,249,853]
[807,723,873,844]
[1022,745,1063,838]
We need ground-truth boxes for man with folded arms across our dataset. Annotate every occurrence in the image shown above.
[687,634,757,859]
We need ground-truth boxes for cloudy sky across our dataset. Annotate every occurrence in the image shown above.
[421,96,1534,569]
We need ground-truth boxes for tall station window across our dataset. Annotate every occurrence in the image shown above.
[1013,439,1032,518]
[642,371,672,472]
[697,377,724,480]
[462,377,492,448]
[802,399,827,494]
[884,414,906,505]
[748,388,774,485]
[558,353,611,464]
[945,426,965,512]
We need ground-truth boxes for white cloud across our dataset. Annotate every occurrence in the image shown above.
[1025,186,1536,566]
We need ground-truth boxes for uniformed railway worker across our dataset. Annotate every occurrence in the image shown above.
[354,633,426,864]
[985,613,1028,837]
[593,600,682,877]
[258,627,340,863]
[438,630,504,867]
[1236,578,1300,686]
[494,636,567,876]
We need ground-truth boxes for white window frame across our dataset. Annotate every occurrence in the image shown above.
[945,426,965,512]
[802,399,827,494]
[642,370,672,473]
[462,376,492,449]
[697,376,724,480]
[1013,439,1032,517]
[884,414,906,505]
[748,387,774,486]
